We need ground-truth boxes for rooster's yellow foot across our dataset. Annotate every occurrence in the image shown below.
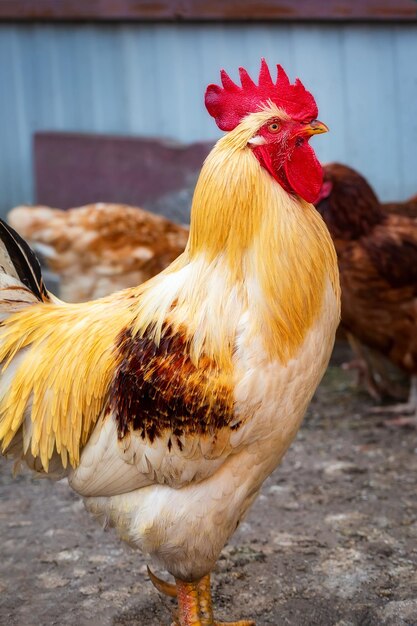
[148,567,255,626]
[171,620,256,626]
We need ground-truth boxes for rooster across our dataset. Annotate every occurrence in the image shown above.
[316,162,417,423]
[0,60,339,625]
[7,203,189,302]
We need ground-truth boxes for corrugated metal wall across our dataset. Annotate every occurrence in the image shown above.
[0,22,417,216]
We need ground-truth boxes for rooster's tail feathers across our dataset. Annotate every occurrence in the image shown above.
[0,218,51,313]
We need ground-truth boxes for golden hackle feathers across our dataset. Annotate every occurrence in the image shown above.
[120,106,339,370]
[188,106,290,266]
[185,105,340,364]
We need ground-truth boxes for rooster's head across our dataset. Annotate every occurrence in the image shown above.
[205,59,327,204]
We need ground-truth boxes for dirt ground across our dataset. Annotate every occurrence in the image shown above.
[1,342,417,626]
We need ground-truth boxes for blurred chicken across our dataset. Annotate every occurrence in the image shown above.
[316,162,417,422]
[0,60,339,624]
[8,203,189,302]
[384,194,417,219]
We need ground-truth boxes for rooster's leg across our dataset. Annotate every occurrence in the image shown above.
[176,578,205,625]
[176,574,255,625]
[148,567,255,625]
[196,575,213,623]
[196,574,255,625]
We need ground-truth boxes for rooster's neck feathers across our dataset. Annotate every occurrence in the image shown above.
[131,109,339,368]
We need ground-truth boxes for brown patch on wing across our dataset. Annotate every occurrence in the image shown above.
[111,325,236,443]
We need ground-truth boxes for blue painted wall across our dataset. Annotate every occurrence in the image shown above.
[0,22,417,216]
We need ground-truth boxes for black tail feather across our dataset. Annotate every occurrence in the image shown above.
[0,218,49,302]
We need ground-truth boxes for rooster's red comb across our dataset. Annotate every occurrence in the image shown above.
[205,59,318,131]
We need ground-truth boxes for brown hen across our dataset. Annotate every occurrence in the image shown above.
[316,163,417,418]
[8,203,189,302]
[384,194,417,219]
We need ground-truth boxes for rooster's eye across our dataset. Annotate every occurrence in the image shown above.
[268,122,280,133]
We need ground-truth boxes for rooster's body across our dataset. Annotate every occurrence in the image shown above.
[0,61,339,624]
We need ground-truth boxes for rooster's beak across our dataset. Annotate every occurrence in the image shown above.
[304,120,329,136]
